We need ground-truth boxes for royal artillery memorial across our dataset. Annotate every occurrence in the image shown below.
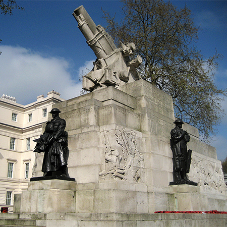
[1,5,227,227]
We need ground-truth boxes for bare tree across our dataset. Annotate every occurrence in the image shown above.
[0,0,23,15]
[103,0,226,139]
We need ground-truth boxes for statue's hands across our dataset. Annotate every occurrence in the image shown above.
[182,131,186,136]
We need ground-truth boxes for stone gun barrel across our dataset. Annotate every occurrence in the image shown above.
[73,5,117,59]
[73,5,142,91]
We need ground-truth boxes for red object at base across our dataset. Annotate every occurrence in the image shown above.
[155,210,227,214]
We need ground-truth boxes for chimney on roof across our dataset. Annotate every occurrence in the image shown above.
[1,94,16,102]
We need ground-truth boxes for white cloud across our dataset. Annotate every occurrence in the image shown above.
[78,60,94,78]
[0,45,93,105]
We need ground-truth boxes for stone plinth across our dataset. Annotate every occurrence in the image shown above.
[75,181,149,214]
[169,184,227,212]
[169,184,201,211]
[14,179,76,214]
[30,80,227,213]
[2,212,227,227]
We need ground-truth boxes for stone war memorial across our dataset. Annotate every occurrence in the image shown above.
[1,5,227,227]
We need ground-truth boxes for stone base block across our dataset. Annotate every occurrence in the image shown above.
[169,184,201,211]
[75,182,149,214]
[170,184,199,193]
[14,179,77,214]
[168,184,227,211]
[3,212,227,227]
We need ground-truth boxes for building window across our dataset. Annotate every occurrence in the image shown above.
[43,108,47,117]
[25,163,29,179]
[26,138,30,150]
[6,191,12,205]
[12,113,17,122]
[7,163,14,178]
[28,113,32,122]
[10,138,15,150]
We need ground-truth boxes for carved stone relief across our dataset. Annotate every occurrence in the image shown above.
[189,153,226,194]
[99,129,144,182]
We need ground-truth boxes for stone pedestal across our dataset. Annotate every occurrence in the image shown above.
[170,184,201,211]
[14,179,77,214]
[29,80,227,213]
[75,181,149,214]
[10,80,227,226]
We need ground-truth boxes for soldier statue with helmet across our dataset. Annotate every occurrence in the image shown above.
[33,108,69,178]
[170,118,197,185]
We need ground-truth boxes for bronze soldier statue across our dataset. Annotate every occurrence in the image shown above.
[33,108,69,178]
[170,119,197,185]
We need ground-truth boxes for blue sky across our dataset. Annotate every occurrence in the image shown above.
[1,0,227,161]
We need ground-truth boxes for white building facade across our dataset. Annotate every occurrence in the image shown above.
[0,91,64,212]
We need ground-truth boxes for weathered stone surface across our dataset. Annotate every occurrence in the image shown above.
[3,212,227,227]
[28,80,227,215]
[15,180,76,214]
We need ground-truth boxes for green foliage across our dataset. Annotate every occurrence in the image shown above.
[0,0,23,15]
[103,0,226,139]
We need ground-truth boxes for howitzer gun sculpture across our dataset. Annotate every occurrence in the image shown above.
[73,5,142,91]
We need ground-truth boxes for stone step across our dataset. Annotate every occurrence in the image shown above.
[0,219,36,226]
[0,226,36,227]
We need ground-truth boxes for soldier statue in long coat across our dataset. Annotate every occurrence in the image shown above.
[170,119,197,185]
[34,108,69,177]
